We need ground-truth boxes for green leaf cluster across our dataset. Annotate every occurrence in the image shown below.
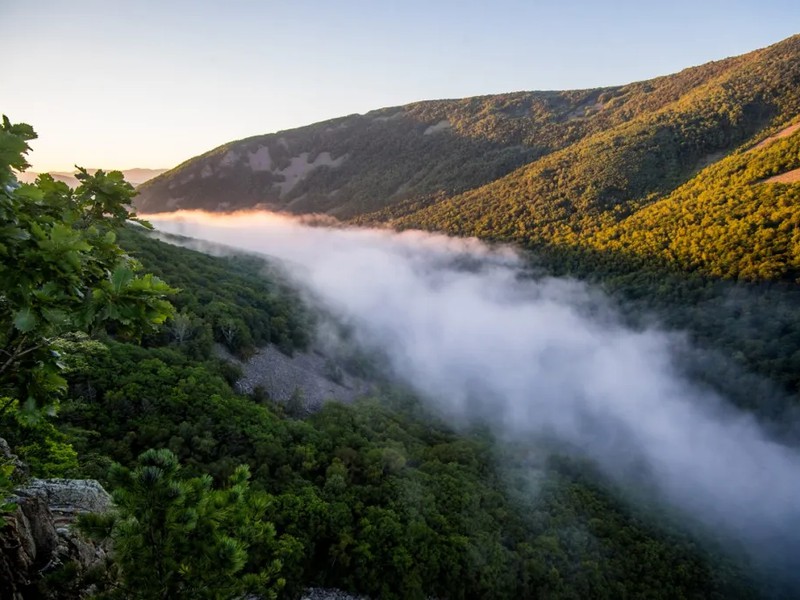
[0,116,175,419]
[80,448,285,600]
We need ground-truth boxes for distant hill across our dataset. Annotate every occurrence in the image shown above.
[17,167,167,188]
[136,34,800,282]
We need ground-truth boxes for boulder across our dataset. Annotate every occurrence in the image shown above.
[20,479,112,529]
[0,475,112,599]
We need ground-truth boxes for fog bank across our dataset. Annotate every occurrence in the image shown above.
[148,210,800,572]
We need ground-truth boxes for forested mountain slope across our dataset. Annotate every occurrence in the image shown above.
[381,36,800,266]
[136,38,761,217]
[137,36,800,237]
[391,110,800,282]
[59,230,758,600]
[2,211,758,598]
[133,35,800,413]
[586,129,800,281]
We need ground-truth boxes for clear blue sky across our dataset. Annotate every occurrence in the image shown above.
[2,0,797,171]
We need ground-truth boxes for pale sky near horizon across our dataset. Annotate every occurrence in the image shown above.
[2,1,798,172]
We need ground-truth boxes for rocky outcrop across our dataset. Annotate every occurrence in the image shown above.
[0,475,112,599]
[0,491,57,597]
[217,343,372,413]
[21,479,112,528]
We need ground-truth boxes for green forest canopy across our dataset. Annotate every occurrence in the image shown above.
[5,62,800,597]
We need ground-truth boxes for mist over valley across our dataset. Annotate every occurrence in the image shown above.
[149,210,800,585]
[4,23,800,600]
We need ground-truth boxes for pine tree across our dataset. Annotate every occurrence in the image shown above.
[80,449,285,599]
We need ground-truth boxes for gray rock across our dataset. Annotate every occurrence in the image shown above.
[1,493,58,598]
[220,343,372,412]
[21,479,113,514]
[1,476,113,599]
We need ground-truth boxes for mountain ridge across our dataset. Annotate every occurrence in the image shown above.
[135,34,800,282]
[134,44,749,212]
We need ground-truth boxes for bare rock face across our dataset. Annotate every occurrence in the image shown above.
[0,469,112,599]
[218,343,372,413]
[0,493,58,597]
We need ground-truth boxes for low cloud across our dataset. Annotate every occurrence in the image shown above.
[148,210,800,576]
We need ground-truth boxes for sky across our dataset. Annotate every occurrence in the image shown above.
[2,0,798,172]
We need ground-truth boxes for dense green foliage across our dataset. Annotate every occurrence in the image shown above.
[79,449,285,600]
[0,117,174,474]
[41,230,753,599]
[118,229,312,357]
[391,116,800,285]
[386,37,800,259]
[58,332,753,599]
[0,119,289,598]
[587,134,800,282]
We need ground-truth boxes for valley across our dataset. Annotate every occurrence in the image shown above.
[3,30,800,600]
